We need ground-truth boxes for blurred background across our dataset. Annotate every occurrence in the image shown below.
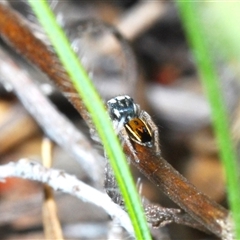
[0,0,238,239]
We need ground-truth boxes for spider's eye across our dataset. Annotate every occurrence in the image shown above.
[125,118,152,145]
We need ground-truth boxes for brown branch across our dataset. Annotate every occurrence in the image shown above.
[0,3,93,129]
[124,142,232,239]
[0,3,233,239]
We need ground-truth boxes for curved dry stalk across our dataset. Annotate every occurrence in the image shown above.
[0,159,134,236]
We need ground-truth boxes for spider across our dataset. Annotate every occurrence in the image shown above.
[105,95,160,206]
[107,95,160,162]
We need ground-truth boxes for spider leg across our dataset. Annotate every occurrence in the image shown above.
[104,160,124,207]
[104,126,140,207]
[111,119,140,163]
[140,111,161,156]
[118,127,140,163]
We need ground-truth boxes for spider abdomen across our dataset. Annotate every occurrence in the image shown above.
[125,118,152,146]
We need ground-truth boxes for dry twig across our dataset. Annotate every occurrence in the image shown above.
[115,1,166,41]
[0,159,134,236]
[41,138,64,240]
[144,203,210,233]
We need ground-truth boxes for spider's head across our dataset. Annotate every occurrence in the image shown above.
[107,95,138,123]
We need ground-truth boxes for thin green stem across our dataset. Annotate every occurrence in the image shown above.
[27,0,151,239]
[176,1,240,238]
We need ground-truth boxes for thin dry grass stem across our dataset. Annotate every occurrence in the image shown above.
[97,1,167,55]
[42,137,54,168]
[115,1,166,41]
[124,142,233,239]
[41,137,64,240]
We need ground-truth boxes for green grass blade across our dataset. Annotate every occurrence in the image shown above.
[27,1,151,239]
[176,1,240,238]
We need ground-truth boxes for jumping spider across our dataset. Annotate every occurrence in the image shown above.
[105,95,160,205]
[107,95,160,162]
[105,95,160,206]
